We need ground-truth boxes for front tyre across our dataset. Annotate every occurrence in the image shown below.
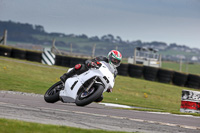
[75,84,104,106]
[44,81,63,103]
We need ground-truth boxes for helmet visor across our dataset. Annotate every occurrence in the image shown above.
[109,54,121,66]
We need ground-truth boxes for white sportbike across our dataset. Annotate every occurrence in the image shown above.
[44,61,115,106]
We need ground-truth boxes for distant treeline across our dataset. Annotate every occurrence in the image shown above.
[0,20,200,61]
[0,20,46,43]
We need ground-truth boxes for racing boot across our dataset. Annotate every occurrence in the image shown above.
[60,68,76,84]
[60,64,83,84]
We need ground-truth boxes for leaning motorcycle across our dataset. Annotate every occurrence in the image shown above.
[44,61,114,106]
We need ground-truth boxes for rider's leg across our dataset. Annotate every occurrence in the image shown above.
[60,68,76,83]
[75,64,88,75]
[60,64,88,83]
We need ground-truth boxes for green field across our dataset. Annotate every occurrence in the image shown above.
[0,118,127,133]
[162,61,200,75]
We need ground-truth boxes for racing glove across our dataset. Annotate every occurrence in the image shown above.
[87,61,98,68]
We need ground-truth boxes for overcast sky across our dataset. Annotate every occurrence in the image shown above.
[0,0,200,48]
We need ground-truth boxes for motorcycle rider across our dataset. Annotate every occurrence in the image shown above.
[60,50,122,102]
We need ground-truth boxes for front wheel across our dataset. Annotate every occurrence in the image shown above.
[75,84,104,106]
[44,81,63,103]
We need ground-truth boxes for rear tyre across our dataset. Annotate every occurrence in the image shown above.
[44,81,63,103]
[75,84,104,106]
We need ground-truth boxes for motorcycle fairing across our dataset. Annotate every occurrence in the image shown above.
[59,62,114,103]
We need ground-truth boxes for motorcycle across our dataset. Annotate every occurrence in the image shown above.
[44,61,115,106]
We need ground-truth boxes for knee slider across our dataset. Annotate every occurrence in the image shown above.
[75,64,82,70]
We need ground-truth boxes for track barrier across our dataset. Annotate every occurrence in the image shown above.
[26,50,42,63]
[143,66,159,81]
[128,64,143,78]
[0,46,12,57]
[41,48,55,65]
[157,69,174,83]
[11,48,26,59]
[180,90,200,113]
[186,74,200,89]
[117,64,129,76]
[172,72,188,87]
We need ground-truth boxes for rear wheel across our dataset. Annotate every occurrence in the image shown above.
[44,81,63,103]
[75,84,104,106]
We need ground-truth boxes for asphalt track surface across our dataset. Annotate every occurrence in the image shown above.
[0,91,200,133]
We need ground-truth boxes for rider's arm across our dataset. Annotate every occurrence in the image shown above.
[95,56,108,62]
[85,58,100,68]
[85,56,107,64]
[84,57,97,64]
[85,56,107,68]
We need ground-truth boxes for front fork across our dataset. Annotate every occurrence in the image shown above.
[85,76,98,92]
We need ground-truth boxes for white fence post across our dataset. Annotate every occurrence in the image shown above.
[3,30,7,45]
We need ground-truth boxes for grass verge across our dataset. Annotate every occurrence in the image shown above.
[0,118,127,133]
